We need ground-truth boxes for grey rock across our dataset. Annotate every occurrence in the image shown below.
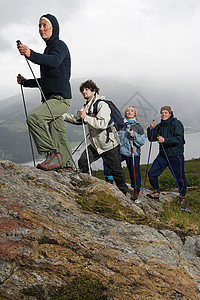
[0,160,199,300]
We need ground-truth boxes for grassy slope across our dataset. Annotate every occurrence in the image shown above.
[93,159,200,236]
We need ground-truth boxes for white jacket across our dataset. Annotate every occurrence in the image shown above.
[63,95,120,154]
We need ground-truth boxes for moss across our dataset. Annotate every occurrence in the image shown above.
[76,189,155,226]
[20,276,106,299]
[92,160,200,237]
[76,190,125,221]
[51,275,106,300]
[38,236,59,245]
[21,287,36,296]
[75,182,200,238]
[77,179,92,188]
[70,181,78,187]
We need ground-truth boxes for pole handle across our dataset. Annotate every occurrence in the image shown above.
[16,40,22,45]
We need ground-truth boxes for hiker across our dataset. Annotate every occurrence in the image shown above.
[103,105,145,201]
[146,105,187,205]
[17,14,74,171]
[118,105,145,200]
[63,79,129,195]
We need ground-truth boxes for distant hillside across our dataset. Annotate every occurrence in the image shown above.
[0,77,199,164]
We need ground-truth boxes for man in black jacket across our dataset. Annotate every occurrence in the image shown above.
[17,14,74,171]
[146,106,187,208]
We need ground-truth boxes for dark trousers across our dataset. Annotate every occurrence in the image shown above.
[103,161,113,178]
[148,154,187,196]
[121,154,141,189]
[104,155,141,190]
[78,144,128,195]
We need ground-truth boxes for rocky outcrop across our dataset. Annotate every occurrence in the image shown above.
[0,160,200,299]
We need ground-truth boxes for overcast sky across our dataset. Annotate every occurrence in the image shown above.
[1,0,200,106]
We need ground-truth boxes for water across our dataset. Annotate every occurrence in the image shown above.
[23,132,200,169]
[73,131,200,170]
[141,131,200,165]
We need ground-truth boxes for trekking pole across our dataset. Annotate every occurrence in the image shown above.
[159,141,184,202]
[16,40,78,172]
[130,130,139,202]
[72,133,89,155]
[81,118,91,176]
[142,125,154,189]
[19,82,36,167]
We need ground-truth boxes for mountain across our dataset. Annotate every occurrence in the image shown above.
[0,160,200,299]
[0,77,200,164]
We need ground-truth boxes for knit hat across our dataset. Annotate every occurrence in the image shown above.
[160,105,171,114]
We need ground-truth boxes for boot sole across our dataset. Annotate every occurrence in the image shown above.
[37,165,62,171]
[180,207,191,213]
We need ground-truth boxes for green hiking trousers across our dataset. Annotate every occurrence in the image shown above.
[27,96,74,169]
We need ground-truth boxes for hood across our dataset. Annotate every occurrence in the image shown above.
[40,13,59,44]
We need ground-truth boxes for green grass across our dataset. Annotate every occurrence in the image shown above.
[76,189,156,226]
[159,190,200,234]
[75,180,200,236]
[94,158,200,190]
[90,159,200,236]
[76,188,200,235]
[77,191,125,221]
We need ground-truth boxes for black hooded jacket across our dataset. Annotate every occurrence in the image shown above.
[24,14,72,101]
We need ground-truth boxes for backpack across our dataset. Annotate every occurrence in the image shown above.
[93,99,124,142]
[93,99,124,131]
[157,117,185,144]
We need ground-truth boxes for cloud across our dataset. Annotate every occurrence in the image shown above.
[0,0,200,108]
[0,0,83,47]
[0,0,83,24]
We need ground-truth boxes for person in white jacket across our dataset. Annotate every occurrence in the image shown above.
[63,79,128,195]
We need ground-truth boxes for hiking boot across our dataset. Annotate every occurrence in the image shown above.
[37,152,62,171]
[177,196,185,206]
[147,190,160,200]
[62,167,74,172]
[181,206,191,213]
[131,189,140,201]
[36,152,50,169]
[105,177,114,184]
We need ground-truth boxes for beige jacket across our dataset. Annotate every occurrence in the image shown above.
[63,95,119,154]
